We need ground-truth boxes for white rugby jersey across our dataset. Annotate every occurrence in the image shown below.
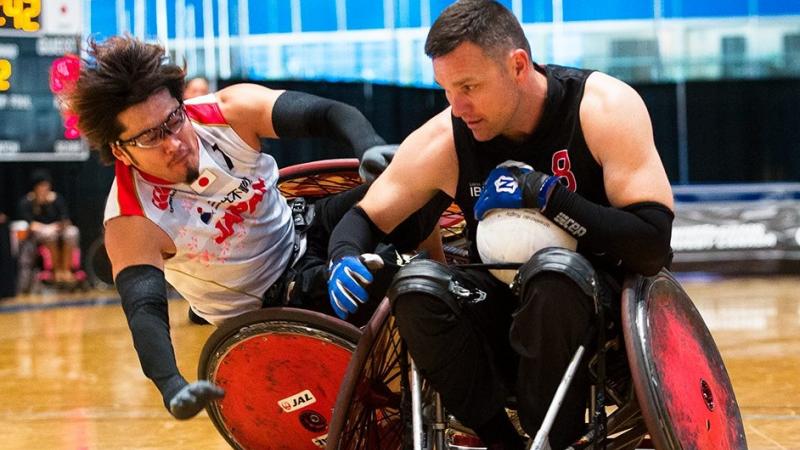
[104,94,295,325]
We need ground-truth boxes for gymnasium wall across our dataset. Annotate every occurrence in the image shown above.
[2,76,799,270]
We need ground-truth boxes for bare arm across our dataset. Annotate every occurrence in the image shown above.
[581,72,673,210]
[214,83,285,150]
[105,215,175,278]
[359,109,459,233]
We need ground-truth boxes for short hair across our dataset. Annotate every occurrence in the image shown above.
[67,35,186,164]
[424,0,531,62]
[30,168,53,188]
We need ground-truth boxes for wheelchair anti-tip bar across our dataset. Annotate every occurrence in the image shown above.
[530,326,596,450]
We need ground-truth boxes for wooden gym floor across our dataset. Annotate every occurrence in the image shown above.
[0,275,798,449]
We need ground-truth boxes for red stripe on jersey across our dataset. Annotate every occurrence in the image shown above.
[185,102,227,125]
[115,161,145,216]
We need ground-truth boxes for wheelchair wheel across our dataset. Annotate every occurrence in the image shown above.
[278,158,362,200]
[327,298,409,450]
[622,270,747,450]
[278,158,469,265]
[198,307,361,450]
[85,236,113,289]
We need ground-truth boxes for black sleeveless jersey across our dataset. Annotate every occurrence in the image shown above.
[452,64,610,262]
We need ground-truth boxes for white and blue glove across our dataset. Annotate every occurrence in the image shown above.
[328,254,384,320]
[168,380,225,420]
[473,160,558,220]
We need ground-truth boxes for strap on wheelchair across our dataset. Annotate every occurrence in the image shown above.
[262,198,312,307]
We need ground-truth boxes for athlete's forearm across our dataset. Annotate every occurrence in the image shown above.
[115,265,187,408]
[542,185,674,275]
[328,206,386,262]
[272,91,385,157]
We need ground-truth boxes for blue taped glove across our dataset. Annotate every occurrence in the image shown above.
[474,160,558,220]
[328,254,384,320]
[474,162,533,221]
[168,380,225,420]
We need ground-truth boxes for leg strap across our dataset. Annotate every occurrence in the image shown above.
[516,247,599,309]
[389,259,486,316]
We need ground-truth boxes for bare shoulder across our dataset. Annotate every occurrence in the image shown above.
[580,72,652,164]
[216,83,284,111]
[215,83,285,145]
[582,72,647,123]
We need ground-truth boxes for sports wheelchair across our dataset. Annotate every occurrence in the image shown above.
[11,221,89,293]
[197,159,746,450]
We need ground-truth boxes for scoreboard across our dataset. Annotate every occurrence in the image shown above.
[0,0,87,161]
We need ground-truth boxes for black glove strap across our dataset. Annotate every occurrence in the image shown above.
[116,265,187,407]
[518,169,555,209]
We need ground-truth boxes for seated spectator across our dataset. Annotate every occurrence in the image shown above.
[16,169,80,285]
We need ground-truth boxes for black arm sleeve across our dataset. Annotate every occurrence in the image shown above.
[542,184,674,276]
[272,90,386,158]
[115,265,187,409]
[328,193,453,263]
[328,206,386,262]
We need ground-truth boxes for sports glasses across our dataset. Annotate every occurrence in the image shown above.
[114,104,186,149]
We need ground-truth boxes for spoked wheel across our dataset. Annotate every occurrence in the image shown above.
[278,158,362,200]
[622,270,747,450]
[327,298,409,450]
[278,158,469,265]
[440,203,468,265]
[198,308,361,450]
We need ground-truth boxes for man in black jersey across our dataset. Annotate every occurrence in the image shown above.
[326,0,673,448]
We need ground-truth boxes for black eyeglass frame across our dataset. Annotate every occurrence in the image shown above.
[113,103,186,149]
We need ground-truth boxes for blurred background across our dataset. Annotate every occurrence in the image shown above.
[0,2,798,449]
[1,0,799,279]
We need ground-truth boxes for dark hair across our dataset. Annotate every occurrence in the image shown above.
[68,35,186,165]
[425,0,531,62]
[30,168,53,188]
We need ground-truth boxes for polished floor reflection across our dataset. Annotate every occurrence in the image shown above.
[0,276,798,449]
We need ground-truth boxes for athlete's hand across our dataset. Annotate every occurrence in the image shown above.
[474,161,555,220]
[328,254,384,320]
[359,144,398,182]
[168,380,225,420]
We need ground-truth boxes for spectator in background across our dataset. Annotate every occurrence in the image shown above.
[183,76,209,99]
[16,169,81,285]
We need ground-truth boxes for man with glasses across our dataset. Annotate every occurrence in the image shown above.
[65,35,444,420]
